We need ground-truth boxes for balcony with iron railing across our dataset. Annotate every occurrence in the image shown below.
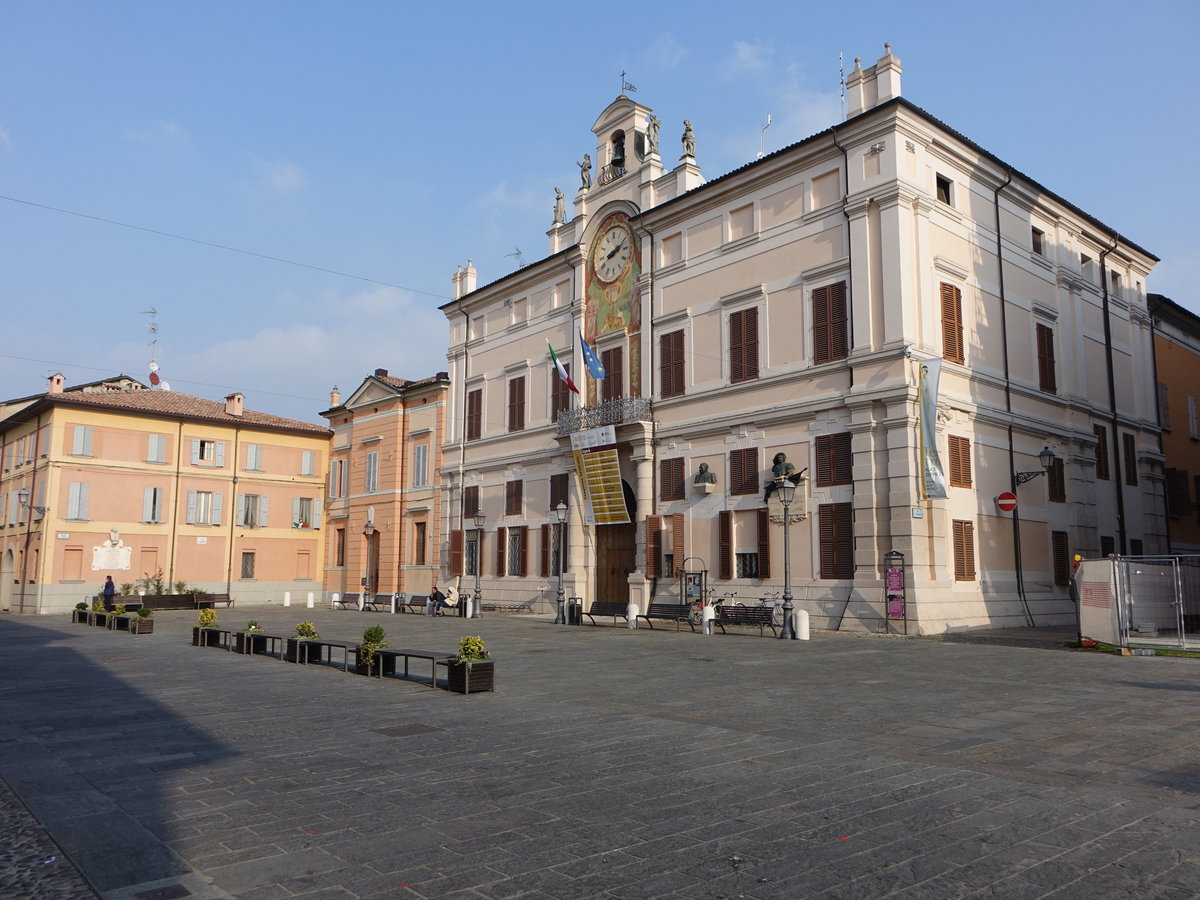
[597,161,627,186]
[555,397,653,436]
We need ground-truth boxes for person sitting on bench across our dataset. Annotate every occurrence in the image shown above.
[430,584,449,616]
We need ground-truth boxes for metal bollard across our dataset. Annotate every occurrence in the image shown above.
[284,591,292,607]
[701,605,715,635]
[307,592,315,609]
[627,602,639,629]
[796,609,810,640]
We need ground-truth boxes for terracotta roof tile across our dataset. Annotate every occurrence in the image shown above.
[45,390,331,435]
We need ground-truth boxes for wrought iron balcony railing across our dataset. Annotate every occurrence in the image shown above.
[597,162,626,186]
[555,397,653,435]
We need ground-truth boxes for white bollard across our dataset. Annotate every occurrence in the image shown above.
[796,609,810,640]
[627,602,640,629]
[284,591,292,607]
[358,594,365,611]
[307,592,315,609]
[701,605,716,635]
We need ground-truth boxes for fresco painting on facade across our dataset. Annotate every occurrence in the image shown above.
[439,45,1165,634]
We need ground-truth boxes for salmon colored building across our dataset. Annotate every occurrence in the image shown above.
[320,369,449,601]
[0,374,330,614]
[1150,295,1200,552]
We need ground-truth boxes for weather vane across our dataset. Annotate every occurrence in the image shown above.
[620,70,637,94]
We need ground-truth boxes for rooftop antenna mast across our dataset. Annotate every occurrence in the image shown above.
[505,247,527,268]
[140,307,169,390]
[757,114,772,159]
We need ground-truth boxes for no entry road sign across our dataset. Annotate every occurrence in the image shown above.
[995,491,1018,512]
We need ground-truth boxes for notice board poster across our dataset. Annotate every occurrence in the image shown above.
[570,425,630,526]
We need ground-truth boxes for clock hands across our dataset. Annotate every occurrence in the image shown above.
[605,239,627,260]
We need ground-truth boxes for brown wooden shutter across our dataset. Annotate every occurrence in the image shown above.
[953,520,975,581]
[816,435,833,486]
[645,515,662,579]
[540,524,550,577]
[602,346,623,401]
[1036,324,1057,393]
[466,389,482,441]
[730,308,759,383]
[829,281,848,361]
[940,283,964,363]
[660,330,684,398]
[516,526,527,576]
[1048,458,1066,503]
[1122,433,1137,485]
[1052,531,1070,585]
[948,436,971,488]
[660,457,684,501]
[757,507,771,579]
[834,433,851,485]
[550,473,568,510]
[450,530,464,577]
[1166,469,1191,518]
[551,363,570,421]
[508,377,526,431]
[671,513,684,576]
[464,485,479,518]
[505,480,522,517]
[730,448,757,495]
[820,503,854,579]
[813,285,830,364]
[1093,425,1110,481]
[496,526,506,576]
[718,510,732,581]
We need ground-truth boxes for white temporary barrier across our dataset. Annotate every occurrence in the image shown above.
[283,591,292,607]
[307,592,315,609]
[796,609,810,640]
[627,602,639,629]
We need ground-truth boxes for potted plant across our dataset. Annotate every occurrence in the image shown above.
[89,597,109,627]
[356,624,389,676]
[444,635,494,694]
[108,603,131,631]
[130,607,154,634]
[285,621,320,663]
[72,601,89,624]
[192,607,218,646]
[234,620,267,654]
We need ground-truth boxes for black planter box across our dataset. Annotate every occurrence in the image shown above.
[444,660,495,694]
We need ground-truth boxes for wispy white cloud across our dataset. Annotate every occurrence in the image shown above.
[476,179,543,213]
[0,126,11,152]
[126,120,190,145]
[248,155,309,194]
[722,40,773,78]
[645,33,686,69]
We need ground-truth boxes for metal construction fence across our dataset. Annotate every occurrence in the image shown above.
[1077,555,1200,648]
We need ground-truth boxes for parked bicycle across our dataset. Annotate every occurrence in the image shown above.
[688,589,736,626]
[734,591,783,627]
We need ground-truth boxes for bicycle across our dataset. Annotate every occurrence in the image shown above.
[736,591,783,627]
[689,589,736,627]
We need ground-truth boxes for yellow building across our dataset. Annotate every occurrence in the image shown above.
[1151,295,1200,553]
[0,374,330,614]
[321,369,450,601]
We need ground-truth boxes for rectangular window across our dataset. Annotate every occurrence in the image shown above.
[757,506,771,579]
[245,443,262,471]
[238,494,268,527]
[718,510,732,580]
[1036,323,1057,394]
[292,496,319,529]
[671,513,684,578]
[941,283,964,364]
[335,528,346,567]
[414,521,427,566]
[1123,433,1137,486]
[365,451,379,493]
[1080,253,1094,281]
[66,482,90,520]
[142,487,164,524]
[952,519,976,582]
[1031,227,1045,256]
[1100,535,1115,557]
[660,457,684,501]
[1166,469,1191,519]
[660,329,685,399]
[819,503,854,580]
[464,485,480,518]
[505,480,523,517]
[466,388,483,441]
[550,360,573,421]
[413,444,428,488]
[507,526,527,576]
[301,450,316,477]
[240,552,256,580]
[495,525,507,576]
[729,307,759,384]
[813,281,848,364]
[1158,383,1171,430]
[329,459,347,498]
[735,552,759,579]
[507,376,526,432]
[186,490,222,526]
[1052,532,1070,586]
[191,439,226,467]
[1110,270,1122,299]
[550,473,568,511]
[1189,396,1198,440]
[1094,425,1110,481]
[1130,538,1143,556]
[601,346,624,402]
[816,433,853,487]
[1048,457,1066,503]
[935,174,952,205]
[948,435,972,488]
[465,532,479,577]
[71,425,93,457]
[147,433,167,464]
[729,448,758,496]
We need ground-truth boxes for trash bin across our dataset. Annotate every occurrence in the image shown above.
[567,598,582,626]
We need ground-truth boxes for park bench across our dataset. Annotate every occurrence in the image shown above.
[638,603,695,632]
[333,592,361,610]
[582,600,633,627]
[399,595,429,614]
[716,605,777,637]
[371,648,454,686]
[292,638,357,671]
[481,599,534,614]
[195,592,233,609]
[363,593,395,612]
[193,626,233,649]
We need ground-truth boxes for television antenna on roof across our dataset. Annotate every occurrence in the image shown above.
[140,307,170,390]
[505,247,527,268]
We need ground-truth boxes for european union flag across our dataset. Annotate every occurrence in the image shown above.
[580,331,606,380]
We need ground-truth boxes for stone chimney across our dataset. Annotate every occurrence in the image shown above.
[47,372,65,395]
[374,368,388,378]
[845,43,903,119]
[224,392,244,417]
[452,259,478,299]
[329,385,341,407]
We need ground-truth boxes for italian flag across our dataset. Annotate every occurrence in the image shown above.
[548,341,579,394]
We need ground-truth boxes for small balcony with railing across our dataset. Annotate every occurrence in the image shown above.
[555,397,653,436]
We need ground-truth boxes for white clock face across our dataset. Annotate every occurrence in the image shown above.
[593,224,633,282]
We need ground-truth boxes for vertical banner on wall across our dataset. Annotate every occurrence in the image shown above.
[570,425,630,526]
[918,358,948,500]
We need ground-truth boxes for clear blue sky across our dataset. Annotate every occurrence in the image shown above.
[3,1,1197,423]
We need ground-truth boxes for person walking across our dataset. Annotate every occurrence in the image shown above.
[102,576,116,612]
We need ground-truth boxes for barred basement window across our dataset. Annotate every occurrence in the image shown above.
[735,552,759,579]
[240,552,255,580]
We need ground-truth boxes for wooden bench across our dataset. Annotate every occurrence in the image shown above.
[638,603,695,632]
[193,626,233,649]
[372,648,454,686]
[293,638,357,671]
[363,593,394,612]
[195,592,233,609]
[582,600,633,626]
[334,592,361,610]
[716,605,777,636]
[481,600,534,614]
[399,595,429,614]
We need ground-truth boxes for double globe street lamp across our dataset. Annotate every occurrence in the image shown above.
[553,501,568,624]
[774,476,798,640]
[472,509,485,618]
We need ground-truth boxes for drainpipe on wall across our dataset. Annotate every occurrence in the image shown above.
[829,125,855,371]
[168,420,184,584]
[1146,295,1171,551]
[224,426,240,597]
[1099,235,1128,553]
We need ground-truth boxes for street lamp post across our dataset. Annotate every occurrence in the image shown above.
[1011,446,1057,628]
[472,510,485,618]
[1015,446,1057,485]
[774,477,798,640]
[362,520,375,611]
[553,502,568,624]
